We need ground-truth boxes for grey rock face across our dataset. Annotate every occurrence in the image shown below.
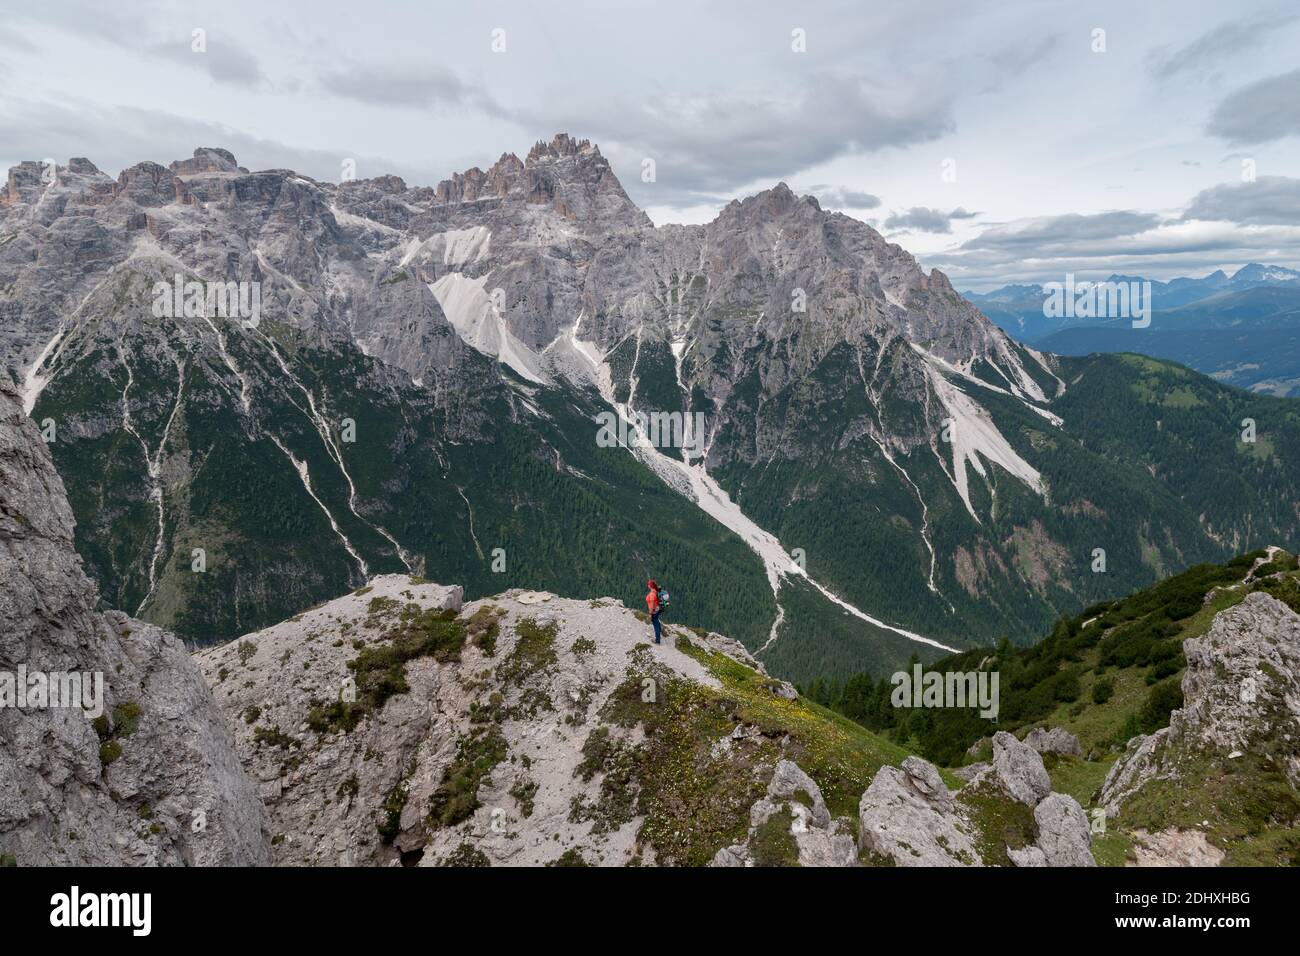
[1008,846,1047,867]
[1098,730,1169,817]
[0,382,269,865]
[858,744,1094,867]
[1023,726,1083,757]
[900,755,953,808]
[1100,591,1300,814]
[991,730,1053,805]
[1180,592,1300,764]
[792,819,860,867]
[857,756,980,866]
[766,759,832,829]
[199,577,757,866]
[710,759,857,867]
[1032,793,1095,867]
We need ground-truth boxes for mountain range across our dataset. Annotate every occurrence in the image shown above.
[4,135,1300,687]
[965,266,1300,397]
[965,263,1300,337]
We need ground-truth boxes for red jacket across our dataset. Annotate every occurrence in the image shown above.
[646,589,660,615]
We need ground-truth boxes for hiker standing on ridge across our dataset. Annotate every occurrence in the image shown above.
[646,579,663,644]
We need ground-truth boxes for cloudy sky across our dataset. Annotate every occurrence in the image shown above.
[2,0,1298,289]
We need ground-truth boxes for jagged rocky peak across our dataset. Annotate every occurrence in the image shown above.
[492,151,526,176]
[349,173,408,195]
[170,146,245,176]
[433,145,547,204]
[695,182,822,265]
[525,132,596,164]
[4,160,47,203]
[3,157,112,209]
[115,160,185,207]
[431,132,643,227]
[0,381,270,866]
[701,180,978,344]
[923,267,958,293]
[434,162,508,203]
[731,180,817,215]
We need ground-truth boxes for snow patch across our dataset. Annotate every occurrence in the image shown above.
[915,340,1055,421]
[21,327,65,416]
[1023,343,1067,395]
[428,273,547,384]
[271,436,369,581]
[916,348,1045,520]
[401,226,490,268]
[330,203,402,236]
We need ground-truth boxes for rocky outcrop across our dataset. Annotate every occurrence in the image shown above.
[1023,726,1083,757]
[857,754,977,868]
[1100,591,1300,815]
[711,760,857,867]
[989,731,1053,805]
[1179,592,1300,769]
[858,756,981,866]
[1098,731,1167,815]
[190,569,1104,868]
[858,745,1094,867]
[0,382,269,865]
[1129,829,1225,867]
[196,578,748,866]
[170,147,244,176]
[1031,793,1095,866]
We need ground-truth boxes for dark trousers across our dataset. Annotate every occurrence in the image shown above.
[651,611,661,643]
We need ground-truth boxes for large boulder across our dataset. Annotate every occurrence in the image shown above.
[991,731,1052,805]
[858,757,980,866]
[711,760,856,867]
[1023,727,1083,758]
[765,759,832,829]
[1032,793,1095,867]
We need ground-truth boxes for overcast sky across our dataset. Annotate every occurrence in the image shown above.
[3,0,1299,289]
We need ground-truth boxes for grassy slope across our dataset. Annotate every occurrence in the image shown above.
[607,624,1014,866]
[810,549,1300,865]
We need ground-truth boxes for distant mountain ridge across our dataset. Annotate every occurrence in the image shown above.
[964,262,1300,340]
[964,264,1300,396]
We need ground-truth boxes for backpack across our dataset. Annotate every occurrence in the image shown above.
[658,589,671,607]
